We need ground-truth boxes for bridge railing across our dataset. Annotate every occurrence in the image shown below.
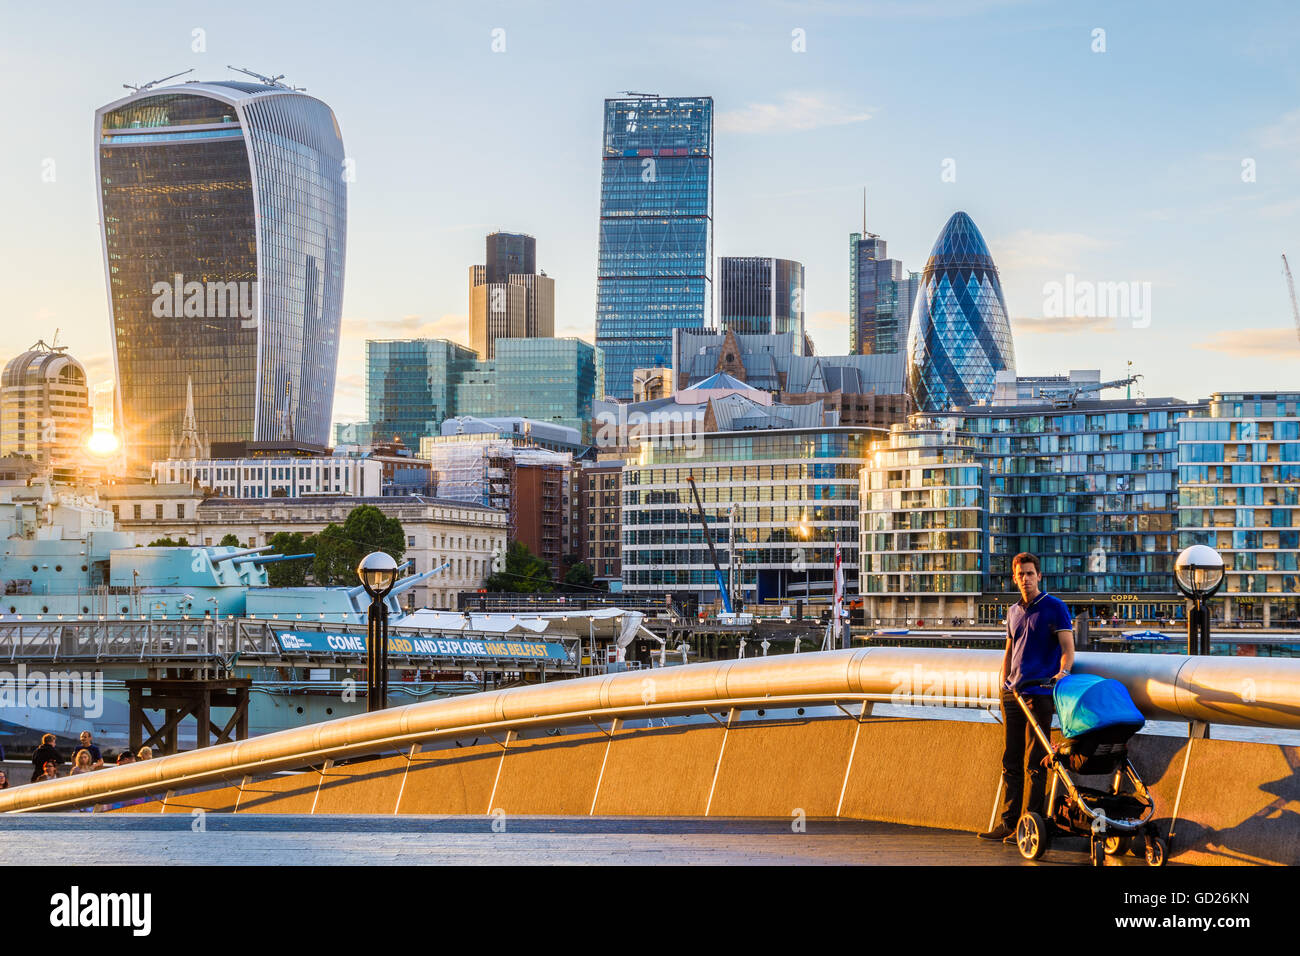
[3,647,1300,814]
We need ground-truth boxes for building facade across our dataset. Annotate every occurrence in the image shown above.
[906,211,1015,412]
[153,455,383,498]
[578,458,624,586]
[1177,391,1300,625]
[622,427,870,607]
[451,338,602,442]
[718,257,805,344]
[1,342,94,481]
[849,233,918,356]
[96,80,347,465]
[469,232,554,359]
[366,339,478,451]
[860,397,1194,624]
[595,95,714,399]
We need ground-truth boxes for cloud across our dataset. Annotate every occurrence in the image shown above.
[989,230,1109,273]
[1012,315,1117,335]
[1260,110,1300,150]
[717,93,872,134]
[1191,328,1300,358]
[340,313,468,346]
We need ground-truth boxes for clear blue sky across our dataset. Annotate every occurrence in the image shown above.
[3,0,1298,425]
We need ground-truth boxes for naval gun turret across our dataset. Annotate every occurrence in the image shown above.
[245,561,448,626]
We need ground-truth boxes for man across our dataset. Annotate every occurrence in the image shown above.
[35,759,60,782]
[30,733,62,782]
[979,552,1075,844]
[77,731,104,769]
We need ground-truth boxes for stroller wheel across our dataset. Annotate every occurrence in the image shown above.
[1144,836,1168,867]
[1104,834,1133,856]
[1016,812,1049,861]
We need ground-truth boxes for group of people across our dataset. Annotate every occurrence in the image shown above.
[6,732,156,787]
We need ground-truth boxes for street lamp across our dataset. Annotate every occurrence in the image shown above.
[1174,545,1224,656]
[357,551,399,712]
[798,515,811,608]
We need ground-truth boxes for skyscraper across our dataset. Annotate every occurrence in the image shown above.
[849,217,918,355]
[95,79,347,465]
[595,95,714,399]
[485,232,536,284]
[718,257,805,348]
[469,231,554,358]
[906,211,1016,411]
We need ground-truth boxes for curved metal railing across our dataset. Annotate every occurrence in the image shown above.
[3,647,1299,813]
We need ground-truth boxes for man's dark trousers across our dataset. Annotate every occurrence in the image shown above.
[999,689,1054,827]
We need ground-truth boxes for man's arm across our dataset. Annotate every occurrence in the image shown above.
[1055,627,1075,679]
[999,636,1012,692]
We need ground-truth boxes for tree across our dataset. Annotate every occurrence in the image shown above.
[484,541,552,593]
[563,561,594,591]
[311,505,406,586]
[219,533,242,548]
[265,531,316,587]
[147,536,190,547]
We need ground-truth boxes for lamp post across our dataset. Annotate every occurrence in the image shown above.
[357,551,399,712]
[1174,545,1224,656]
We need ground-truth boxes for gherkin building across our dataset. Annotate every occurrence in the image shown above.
[906,211,1016,412]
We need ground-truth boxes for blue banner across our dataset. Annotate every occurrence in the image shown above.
[275,630,571,661]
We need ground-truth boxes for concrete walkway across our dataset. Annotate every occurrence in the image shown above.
[0,814,1125,865]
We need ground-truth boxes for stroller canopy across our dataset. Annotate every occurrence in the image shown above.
[1054,674,1146,739]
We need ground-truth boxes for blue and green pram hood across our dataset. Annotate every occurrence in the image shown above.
[1054,674,1145,739]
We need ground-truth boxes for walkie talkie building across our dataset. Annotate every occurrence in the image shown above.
[95,79,347,465]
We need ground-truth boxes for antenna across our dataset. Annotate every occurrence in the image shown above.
[226,66,304,91]
[123,68,194,93]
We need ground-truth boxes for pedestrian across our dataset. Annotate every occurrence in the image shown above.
[30,733,62,782]
[77,731,104,769]
[979,552,1074,845]
[35,759,59,782]
[0,769,8,789]
[116,751,136,766]
[70,749,95,775]
[136,746,153,761]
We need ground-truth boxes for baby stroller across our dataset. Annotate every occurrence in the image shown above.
[1013,674,1167,866]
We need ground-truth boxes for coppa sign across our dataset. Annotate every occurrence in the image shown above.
[275,630,571,661]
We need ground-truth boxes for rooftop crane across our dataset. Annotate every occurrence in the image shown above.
[1037,374,1144,409]
[1284,254,1299,341]
[685,475,734,615]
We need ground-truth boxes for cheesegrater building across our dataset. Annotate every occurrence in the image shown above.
[95,78,347,466]
[595,95,713,399]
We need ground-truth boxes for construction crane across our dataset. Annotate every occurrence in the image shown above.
[685,475,734,615]
[1037,374,1143,409]
[123,68,193,93]
[1284,254,1299,342]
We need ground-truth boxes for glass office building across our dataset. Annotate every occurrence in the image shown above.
[718,257,805,346]
[849,234,918,355]
[96,80,346,465]
[622,428,870,606]
[906,211,1015,412]
[367,339,479,450]
[1178,392,1300,625]
[861,397,1195,624]
[595,96,713,399]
